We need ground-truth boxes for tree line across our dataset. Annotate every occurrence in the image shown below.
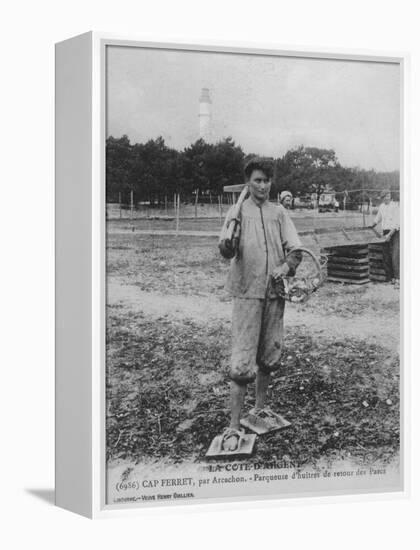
[106,135,399,207]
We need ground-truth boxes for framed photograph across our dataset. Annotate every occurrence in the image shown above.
[55,32,407,518]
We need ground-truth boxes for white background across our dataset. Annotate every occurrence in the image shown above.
[1,0,419,548]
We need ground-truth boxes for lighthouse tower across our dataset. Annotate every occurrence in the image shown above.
[199,88,212,142]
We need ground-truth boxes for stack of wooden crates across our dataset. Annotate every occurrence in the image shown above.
[326,244,370,284]
[368,242,389,282]
[314,228,388,285]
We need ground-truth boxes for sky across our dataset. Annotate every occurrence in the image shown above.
[106,46,400,172]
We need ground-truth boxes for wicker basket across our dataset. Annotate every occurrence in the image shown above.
[271,247,326,304]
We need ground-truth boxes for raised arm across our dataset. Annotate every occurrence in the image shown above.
[218,205,236,259]
[218,186,249,259]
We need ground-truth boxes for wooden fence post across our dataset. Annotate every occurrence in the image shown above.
[176,193,180,233]
[195,188,199,218]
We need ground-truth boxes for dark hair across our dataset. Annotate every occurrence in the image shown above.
[244,156,273,180]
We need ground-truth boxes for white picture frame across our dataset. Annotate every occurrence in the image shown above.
[55,32,409,518]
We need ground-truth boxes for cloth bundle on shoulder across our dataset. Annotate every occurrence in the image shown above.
[218,185,249,259]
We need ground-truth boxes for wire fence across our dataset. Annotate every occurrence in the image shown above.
[106,201,377,235]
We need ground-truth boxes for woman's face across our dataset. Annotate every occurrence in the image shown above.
[248,169,271,203]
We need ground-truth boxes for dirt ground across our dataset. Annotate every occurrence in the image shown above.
[106,231,400,468]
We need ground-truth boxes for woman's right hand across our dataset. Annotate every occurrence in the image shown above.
[218,239,236,259]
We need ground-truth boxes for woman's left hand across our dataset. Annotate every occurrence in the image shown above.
[272,263,290,281]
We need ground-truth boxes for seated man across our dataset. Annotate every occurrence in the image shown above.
[211,157,302,454]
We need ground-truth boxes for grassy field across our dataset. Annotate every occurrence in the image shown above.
[106,230,400,468]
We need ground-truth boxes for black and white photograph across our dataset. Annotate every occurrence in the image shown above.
[104,44,402,505]
[6,0,420,541]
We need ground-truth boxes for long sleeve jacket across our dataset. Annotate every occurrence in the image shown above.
[219,197,302,299]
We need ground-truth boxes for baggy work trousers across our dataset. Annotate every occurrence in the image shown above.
[229,297,285,385]
[383,229,400,280]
